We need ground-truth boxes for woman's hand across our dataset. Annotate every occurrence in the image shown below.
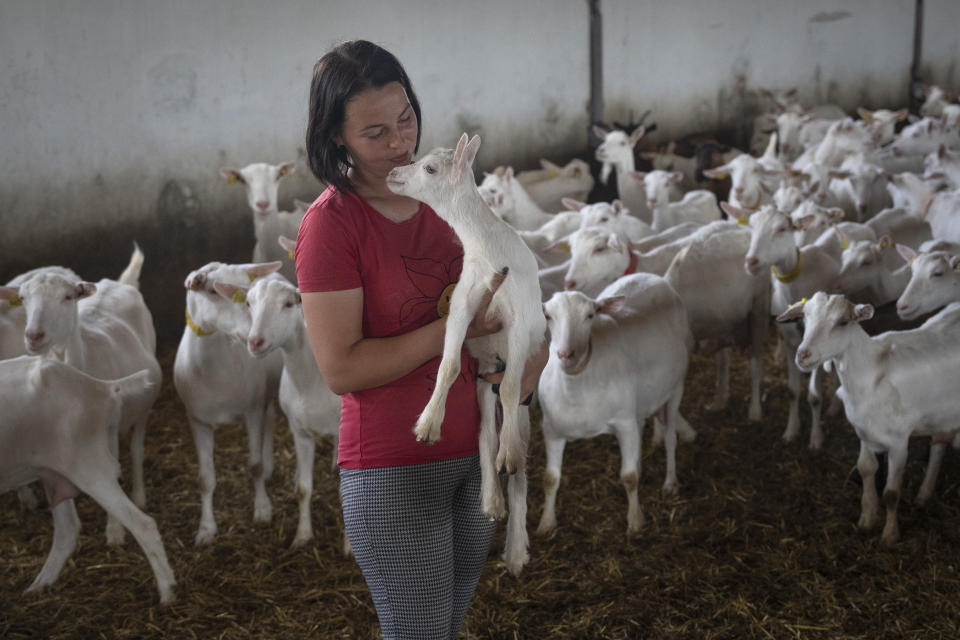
[481,332,550,403]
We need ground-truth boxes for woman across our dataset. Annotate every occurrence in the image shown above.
[297,40,545,639]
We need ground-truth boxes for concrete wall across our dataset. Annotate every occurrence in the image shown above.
[1,1,954,346]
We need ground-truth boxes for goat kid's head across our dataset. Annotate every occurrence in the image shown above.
[386,133,481,206]
[3,273,95,355]
[776,291,873,372]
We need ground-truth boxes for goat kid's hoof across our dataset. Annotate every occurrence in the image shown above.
[413,420,441,444]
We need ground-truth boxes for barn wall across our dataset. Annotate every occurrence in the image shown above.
[0,1,955,346]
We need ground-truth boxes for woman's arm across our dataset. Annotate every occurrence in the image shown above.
[302,272,506,395]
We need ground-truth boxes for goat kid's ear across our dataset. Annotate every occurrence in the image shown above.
[278,162,296,178]
[540,159,560,173]
[853,303,874,323]
[0,286,21,305]
[213,282,246,303]
[247,261,283,281]
[561,197,587,211]
[720,201,748,223]
[452,133,480,182]
[220,168,245,185]
[592,125,609,140]
[545,239,571,254]
[793,214,816,230]
[278,235,297,254]
[611,199,625,215]
[596,295,626,316]
[775,299,806,323]
[628,126,646,147]
[896,243,917,264]
[77,282,97,299]
[949,255,960,271]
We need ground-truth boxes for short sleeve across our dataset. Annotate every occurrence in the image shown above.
[295,191,362,293]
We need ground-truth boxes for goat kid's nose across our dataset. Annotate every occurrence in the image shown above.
[564,280,577,290]
[796,348,812,363]
[744,258,759,271]
[249,336,265,351]
[256,200,270,211]
[556,349,574,360]
[25,330,44,343]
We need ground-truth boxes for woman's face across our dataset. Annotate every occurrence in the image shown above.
[337,81,418,183]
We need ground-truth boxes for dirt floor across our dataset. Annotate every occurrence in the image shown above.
[3,331,960,639]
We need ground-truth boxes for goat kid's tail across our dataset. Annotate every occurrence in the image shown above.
[118,242,145,289]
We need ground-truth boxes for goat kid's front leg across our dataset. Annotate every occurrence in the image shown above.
[415,270,484,444]
[502,406,531,576]
[881,442,908,547]
[856,442,881,532]
[244,407,273,523]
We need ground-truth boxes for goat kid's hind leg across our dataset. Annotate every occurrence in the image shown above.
[414,271,484,444]
[495,327,532,474]
[27,498,80,593]
[245,407,273,523]
[477,380,505,520]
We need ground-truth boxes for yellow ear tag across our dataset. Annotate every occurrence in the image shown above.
[247,272,257,283]
[558,241,571,253]
[736,216,749,226]
[713,171,728,180]
[288,250,295,260]
[880,238,890,249]
[232,290,246,304]
[227,174,237,184]
[840,238,849,250]
[8,294,22,307]
[548,169,559,178]
[573,168,582,177]
[832,209,844,218]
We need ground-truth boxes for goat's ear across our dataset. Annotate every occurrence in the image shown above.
[452,133,480,182]
[721,201,748,224]
[896,243,917,264]
[776,299,806,323]
[853,303,875,323]
[950,255,960,271]
[220,168,245,185]
[670,171,684,184]
[561,197,586,211]
[213,281,241,302]
[592,124,609,139]
[793,214,816,230]
[857,107,873,123]
[0,286,22,306]
[540,159,560,173]
[702,166,728,180]
[545,239,571,254]
[628,126,646,146]
[611,199,625,215]
[278,162,296,178]
[596,295,626,315]
[278,235,296,257]
[77,282,97,299]
[247,261,283,281]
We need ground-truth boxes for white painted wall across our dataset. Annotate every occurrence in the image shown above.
[1,1,955,344]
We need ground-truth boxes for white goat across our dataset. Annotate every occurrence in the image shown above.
[215,274,348,554]
[0,356,175,604]
[885,174,960,243]
[387,133,547,575]
[575,199,655,242]
[537,273,691,534]
[737,203,840,448]
[778,292,960,546]
[515,158,594,212]
[0,247,161,544]
[632,169,722,230]
[221,161,302,282]
[593,125,651,223]
[702,137,782,212]
[173,260,284,545]
[478,167,555,231]
[897,246,960,320]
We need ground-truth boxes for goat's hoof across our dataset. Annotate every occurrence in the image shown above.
[194,527,217,546]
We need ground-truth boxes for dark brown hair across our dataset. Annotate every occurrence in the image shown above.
[306,40,422,193]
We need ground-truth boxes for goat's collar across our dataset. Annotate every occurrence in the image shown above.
[185,308,216,337]
[564,339,593,376]
[771,247,803,283]
[623,249,639,276]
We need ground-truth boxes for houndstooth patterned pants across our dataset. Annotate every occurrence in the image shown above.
[340,454,496,640]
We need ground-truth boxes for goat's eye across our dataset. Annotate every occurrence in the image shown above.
[600,217,609,223]
[284,301,294,308]
[837,319,849,327]
[425,165,436,175]
[587,313,595,319]
[932,271,944,278]
[208,289,218,296]
[593,246,606,254]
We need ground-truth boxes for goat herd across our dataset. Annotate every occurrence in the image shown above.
[2,84,960,610]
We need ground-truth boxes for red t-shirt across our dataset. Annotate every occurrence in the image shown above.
[295,185,481,469]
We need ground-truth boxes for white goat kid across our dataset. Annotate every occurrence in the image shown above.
[575,199,655,242]
[897,246,960,320]
[388,134,547,575]
[0,357,175,604]
[538,274,691,534]
[0,248,161,544]
[593,125,651,223]
[478,167,555,231]
[778,293,960,546]
[173,260,284,545]
[217,275,347,554]
[516,158,594,212]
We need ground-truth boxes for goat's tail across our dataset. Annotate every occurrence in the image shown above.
[118,242,145,289]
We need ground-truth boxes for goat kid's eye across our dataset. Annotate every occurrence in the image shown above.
[593,246,606,254]
[425,165,436,175]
